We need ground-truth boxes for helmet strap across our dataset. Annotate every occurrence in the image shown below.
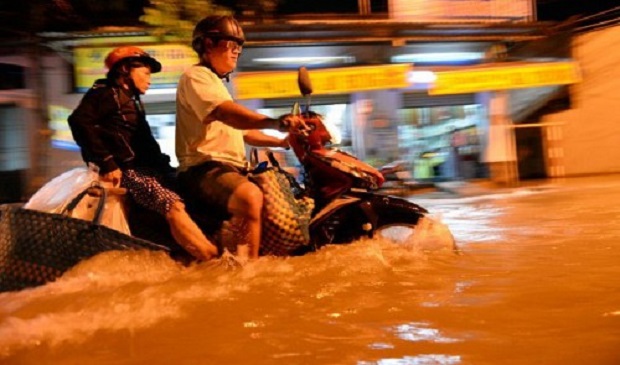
[199,59,233,82]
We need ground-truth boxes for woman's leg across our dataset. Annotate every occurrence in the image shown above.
[123,168,218,261]
[166,200,218,261]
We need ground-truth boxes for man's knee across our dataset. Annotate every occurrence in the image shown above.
[229,182,263,219]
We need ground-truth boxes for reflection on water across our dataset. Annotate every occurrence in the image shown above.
[392,322,460,344]
[1,176,620,364]
[369,355,462,365]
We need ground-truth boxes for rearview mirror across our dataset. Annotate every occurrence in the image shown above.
[297,66,313,96]
[298,67,313,113]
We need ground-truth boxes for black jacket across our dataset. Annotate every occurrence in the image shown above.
[68,79,171,174]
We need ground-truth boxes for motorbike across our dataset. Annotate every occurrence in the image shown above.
[129,67,455,259]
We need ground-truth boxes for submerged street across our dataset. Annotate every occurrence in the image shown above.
[0,175,619,364]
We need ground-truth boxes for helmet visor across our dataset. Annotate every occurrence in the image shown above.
[140,56,162,73]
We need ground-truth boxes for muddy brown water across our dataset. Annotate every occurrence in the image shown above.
[1,176,619,364]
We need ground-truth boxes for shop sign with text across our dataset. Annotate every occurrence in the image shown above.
[233,64,412,100]
[430,62,581,95]
[73,44,195,92]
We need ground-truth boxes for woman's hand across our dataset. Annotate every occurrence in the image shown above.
[100,168,122,187]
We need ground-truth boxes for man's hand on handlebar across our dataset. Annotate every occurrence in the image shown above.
[277,135,291,149]
[277,114,309,134]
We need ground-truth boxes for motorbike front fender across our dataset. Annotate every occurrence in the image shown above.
[308,191,428,249]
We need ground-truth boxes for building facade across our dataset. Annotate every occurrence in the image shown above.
[2,1,611,201]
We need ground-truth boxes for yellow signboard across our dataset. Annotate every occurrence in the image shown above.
[49,105,78,150]
[233,64,412,100]
[430,61,581,95]
[74,44,196,92]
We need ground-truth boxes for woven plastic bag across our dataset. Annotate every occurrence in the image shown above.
[24,166,130,235]
[0,188,169,292]
[250,167,314,256]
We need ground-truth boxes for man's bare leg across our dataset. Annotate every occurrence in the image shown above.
[228,181,263,259]
[166,201,218,261]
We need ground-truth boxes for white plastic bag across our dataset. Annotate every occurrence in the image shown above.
[24,166,131,235]
[97,189,131,235]
[25,167,98,214]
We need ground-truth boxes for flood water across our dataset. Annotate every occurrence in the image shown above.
[1,175,619,365]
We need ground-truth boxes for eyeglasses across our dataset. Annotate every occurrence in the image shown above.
[219,39,243,52]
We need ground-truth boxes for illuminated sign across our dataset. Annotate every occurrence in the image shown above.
[49,105,78,150]
[389,0,533,22]
[233,64,412,100]
[430,62,582,95]
[74,44,196,92]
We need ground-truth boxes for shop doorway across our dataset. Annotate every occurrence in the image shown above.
[515,126,547,180]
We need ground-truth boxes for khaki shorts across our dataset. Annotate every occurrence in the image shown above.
[178,161,249,215]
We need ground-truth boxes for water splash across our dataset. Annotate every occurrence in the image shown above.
[0,221,460,359]
[374,215,456,254]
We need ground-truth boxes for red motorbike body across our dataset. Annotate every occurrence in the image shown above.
[288,112,385,204]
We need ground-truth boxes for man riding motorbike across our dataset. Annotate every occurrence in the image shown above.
[68,46,219,261]
[175,15,307,260]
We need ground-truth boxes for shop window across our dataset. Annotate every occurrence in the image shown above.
[396,104,486,181]
[399,108,420,126]
[0,64,26,90]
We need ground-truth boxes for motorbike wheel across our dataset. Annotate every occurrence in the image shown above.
[310,194,428,248]
[372,198,457,251]
[374,223,419,243]
[371,196,426,243]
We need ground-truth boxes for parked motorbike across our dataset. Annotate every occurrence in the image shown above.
[130,67,455,259]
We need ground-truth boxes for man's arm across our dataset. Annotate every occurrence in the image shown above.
[243,130,289,148]
[208,100,281,130]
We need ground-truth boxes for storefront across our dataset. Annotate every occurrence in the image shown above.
[429,61,581,183]
[397,92,484,181]
[2,0,610,196]
[49,45,582,185]
[41,15,578,186]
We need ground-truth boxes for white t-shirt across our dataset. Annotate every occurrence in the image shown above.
[175,65,247,172]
